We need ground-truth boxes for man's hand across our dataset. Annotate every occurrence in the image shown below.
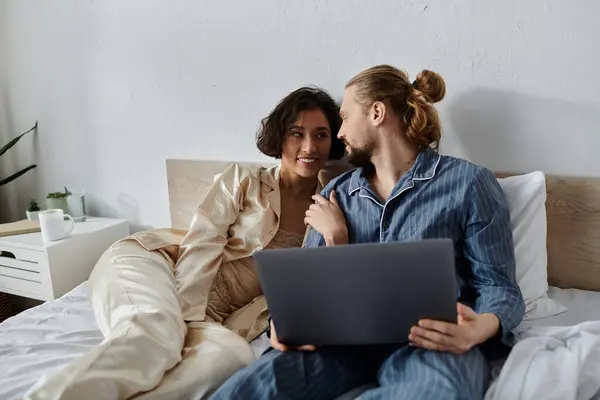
[304,190,348,246]
[270,319,316,352]
[408,303,500,354]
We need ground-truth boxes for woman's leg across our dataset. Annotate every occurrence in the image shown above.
[25,239,186,400]
[133,322,255,400]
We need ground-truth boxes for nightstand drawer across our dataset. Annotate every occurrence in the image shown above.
[0,245,50,299]
[0,253,47,274]
[0,245,47,273]
[0,274,51,298]
[0,264,43,281]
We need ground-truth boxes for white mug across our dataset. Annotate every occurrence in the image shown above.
[38,209,75,242]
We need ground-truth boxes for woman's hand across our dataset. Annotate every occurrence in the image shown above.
[270,319,316,352]
[304,190,349,246]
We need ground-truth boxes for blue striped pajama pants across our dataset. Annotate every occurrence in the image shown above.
[210,344,489,400]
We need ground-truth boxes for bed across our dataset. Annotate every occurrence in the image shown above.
[1,159,599,400]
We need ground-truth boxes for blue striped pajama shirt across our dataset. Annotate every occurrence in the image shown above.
[210,149,526,400]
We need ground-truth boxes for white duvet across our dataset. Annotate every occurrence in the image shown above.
[486,321,600,400]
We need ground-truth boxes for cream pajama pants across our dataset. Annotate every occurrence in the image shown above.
[24,240,255,400]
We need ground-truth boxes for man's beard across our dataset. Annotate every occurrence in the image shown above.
[346,144,372,168]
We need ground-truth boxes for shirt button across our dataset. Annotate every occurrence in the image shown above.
[382,221,390,229]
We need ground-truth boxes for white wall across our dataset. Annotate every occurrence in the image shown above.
[1,0,599,230]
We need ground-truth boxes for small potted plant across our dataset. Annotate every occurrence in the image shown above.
[26,198,42,221]
[46,190,70,214]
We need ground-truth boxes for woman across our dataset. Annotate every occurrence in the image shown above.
[25,87,347,400]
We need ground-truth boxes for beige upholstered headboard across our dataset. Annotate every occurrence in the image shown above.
[166,159,600,292]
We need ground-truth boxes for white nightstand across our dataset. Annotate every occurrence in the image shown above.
[0,217,130,301]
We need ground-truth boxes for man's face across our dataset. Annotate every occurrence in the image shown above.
[338,86,375,167]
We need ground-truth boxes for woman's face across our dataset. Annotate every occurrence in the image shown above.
[281,108,332,179]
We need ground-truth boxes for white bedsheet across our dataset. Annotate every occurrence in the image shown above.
[485,321,600,400]
[1,283,600,400]
[0,282,102,400]
[484,287,600,400]
[486,286,600,381]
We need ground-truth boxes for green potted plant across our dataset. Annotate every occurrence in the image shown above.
[26,198,42,221]
[0,122,38,188]
[46,190,70,214]
[0,122,37,324]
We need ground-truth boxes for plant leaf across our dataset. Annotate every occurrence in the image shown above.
[0,121,38,158]
[0,164,37,187]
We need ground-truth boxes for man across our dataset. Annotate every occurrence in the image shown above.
[210,65,525,400]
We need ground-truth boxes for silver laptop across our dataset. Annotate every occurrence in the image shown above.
[253,238,457,347]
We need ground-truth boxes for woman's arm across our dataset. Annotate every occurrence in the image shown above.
[175,163,245,322]
[304,190,348,247]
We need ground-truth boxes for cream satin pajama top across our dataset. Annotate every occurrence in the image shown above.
[125,162,347,341]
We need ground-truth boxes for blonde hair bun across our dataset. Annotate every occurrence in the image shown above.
[413,70,446,104]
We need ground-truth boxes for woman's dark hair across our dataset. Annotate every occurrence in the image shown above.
[256,86,345,160]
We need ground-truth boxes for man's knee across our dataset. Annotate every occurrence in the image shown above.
[384,345,487,370]
[377,346,489,398]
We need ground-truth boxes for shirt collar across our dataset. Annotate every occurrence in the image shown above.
[348,148,441,194]
[259,164,280,191]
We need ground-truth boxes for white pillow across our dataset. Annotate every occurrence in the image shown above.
[497,171,566,321]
